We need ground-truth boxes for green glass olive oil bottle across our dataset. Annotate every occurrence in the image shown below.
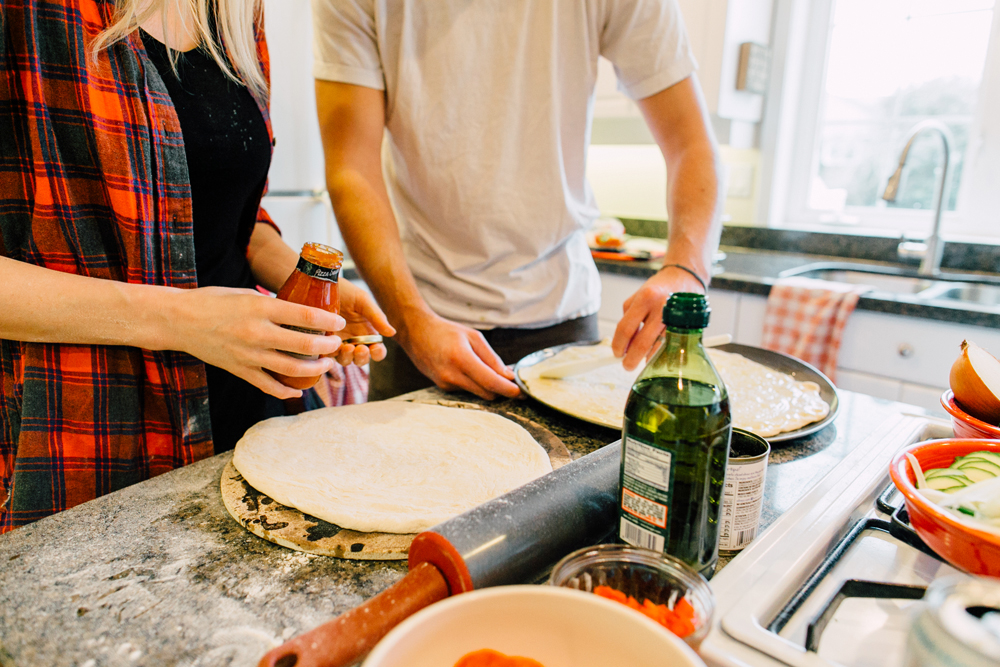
[617,292,732,578]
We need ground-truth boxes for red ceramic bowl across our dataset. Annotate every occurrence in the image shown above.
[889,438,1000,578]
[941,390,1000,439]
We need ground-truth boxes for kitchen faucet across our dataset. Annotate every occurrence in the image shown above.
[881,120,954,277]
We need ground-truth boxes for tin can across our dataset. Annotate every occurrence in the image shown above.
[905,576,1000,667]
[718,428,769,552]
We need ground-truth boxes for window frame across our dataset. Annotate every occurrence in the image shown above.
[760,0,1000,241]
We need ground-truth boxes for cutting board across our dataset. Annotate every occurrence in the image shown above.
[221,399,572,560]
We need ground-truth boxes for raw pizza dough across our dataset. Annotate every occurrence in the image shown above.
[707,348,830,437]
[519,345,639,429]
[519,342,829,438]
[232,402,552,534]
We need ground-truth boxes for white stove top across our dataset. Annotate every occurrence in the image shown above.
[701,413,971,667]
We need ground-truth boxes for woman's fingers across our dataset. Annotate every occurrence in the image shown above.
[255,348,337,378]
[241,368,305,400]
[267,298,345,334]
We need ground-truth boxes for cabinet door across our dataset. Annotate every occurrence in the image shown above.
[837,311,1000,388]
[900,382,950,415]
[598,273,644,337]
[706,289,739,339]
[734,293,767,346]
[836,369,901,402]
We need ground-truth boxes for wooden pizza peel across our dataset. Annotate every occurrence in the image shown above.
[221,398,572,560]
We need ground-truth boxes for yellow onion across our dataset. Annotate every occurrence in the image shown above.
[950,340,1000,424]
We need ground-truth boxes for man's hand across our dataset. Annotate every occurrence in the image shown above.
[612,266,706,370]
[397,310,520,401]
[611,75,722,370]
[333,279,396,367]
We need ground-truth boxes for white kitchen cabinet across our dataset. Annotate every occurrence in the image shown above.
[837,311,1000,388]
[834,310,1000,413]
[597,273,993,414]
[733,293,767,346]
[835,369,903,403]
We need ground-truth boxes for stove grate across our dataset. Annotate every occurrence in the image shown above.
[767,482,944,645]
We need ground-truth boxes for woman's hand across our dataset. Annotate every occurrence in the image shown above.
[162,286,348,399]
[332,279,396,366]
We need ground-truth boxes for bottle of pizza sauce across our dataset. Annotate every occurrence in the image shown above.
[270,242,343,390]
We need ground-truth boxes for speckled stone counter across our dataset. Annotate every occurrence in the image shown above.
[0,386,918,666]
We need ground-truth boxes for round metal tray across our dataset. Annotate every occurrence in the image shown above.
[514,341,839,443]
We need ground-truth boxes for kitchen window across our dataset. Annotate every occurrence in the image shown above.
[765,0,1000,240]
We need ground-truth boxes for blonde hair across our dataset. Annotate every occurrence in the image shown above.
[93,0,267,97]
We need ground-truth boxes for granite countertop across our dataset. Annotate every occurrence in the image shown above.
[595,241,1000,330]
[0,387,920,666]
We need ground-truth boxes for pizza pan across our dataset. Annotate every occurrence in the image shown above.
[221,399,572,560]
[514,341,839,443]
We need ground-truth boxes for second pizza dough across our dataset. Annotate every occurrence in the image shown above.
[519,342,829,437]
[232,402,552,534]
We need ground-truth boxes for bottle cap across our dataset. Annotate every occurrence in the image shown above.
[662,292,710,330]
[301,242,344,270]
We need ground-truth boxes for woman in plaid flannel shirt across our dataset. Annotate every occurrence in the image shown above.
[0,0,394,531]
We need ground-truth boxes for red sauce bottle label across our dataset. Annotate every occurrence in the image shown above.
[271,243,343,389]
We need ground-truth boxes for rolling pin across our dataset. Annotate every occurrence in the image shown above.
[258,441,621,667]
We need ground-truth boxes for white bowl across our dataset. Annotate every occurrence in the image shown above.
[362,585,706,667]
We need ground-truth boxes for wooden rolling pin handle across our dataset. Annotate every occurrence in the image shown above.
[257,561,450,667]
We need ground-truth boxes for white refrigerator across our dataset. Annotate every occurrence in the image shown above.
[260,0,344,256]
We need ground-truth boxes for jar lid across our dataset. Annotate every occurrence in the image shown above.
[662,292,710,329]
[301,242,344,270]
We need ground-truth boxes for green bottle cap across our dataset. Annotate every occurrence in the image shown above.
[662,292,710,330]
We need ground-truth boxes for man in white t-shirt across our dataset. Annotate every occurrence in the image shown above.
[312,0,723,401]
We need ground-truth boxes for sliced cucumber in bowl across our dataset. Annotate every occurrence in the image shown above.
[924,450,1000,494]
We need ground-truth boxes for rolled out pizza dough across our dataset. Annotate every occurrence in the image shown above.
[232,402,552,534]
[520,341,829,437]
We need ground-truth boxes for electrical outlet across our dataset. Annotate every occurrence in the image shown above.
[727,163,755,199]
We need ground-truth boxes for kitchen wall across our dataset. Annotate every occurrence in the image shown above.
[587,0,773,228]
[586,143,761,226]
[263,0,772,247]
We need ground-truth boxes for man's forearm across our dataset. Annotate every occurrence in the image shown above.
[315,80,433,338]
[663,142,723,281]
[327,166,432,334]
[636,76,724,284]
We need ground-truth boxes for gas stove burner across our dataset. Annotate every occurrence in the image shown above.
[766,510,941,641]
[804,579,927,652]
[699,413,967,667]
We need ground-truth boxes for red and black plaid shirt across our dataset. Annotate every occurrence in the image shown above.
[0,0,276,531]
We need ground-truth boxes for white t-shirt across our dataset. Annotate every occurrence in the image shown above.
[312,0,696,329]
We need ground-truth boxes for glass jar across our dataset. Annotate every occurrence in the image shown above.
[905,576,1000,667]
[270,242,343,390]
[549,543,715,650]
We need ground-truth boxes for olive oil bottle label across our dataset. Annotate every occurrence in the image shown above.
[619,435,673,553]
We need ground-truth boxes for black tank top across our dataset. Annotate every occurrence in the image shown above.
[142,30,282,453]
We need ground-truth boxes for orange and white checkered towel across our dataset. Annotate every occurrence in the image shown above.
[314,363,369,407]
[761,277,870,383]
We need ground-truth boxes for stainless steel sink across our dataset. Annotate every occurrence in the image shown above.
[919,283,1000,308]
[779,264,937,295]
[779,262,1000,308]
